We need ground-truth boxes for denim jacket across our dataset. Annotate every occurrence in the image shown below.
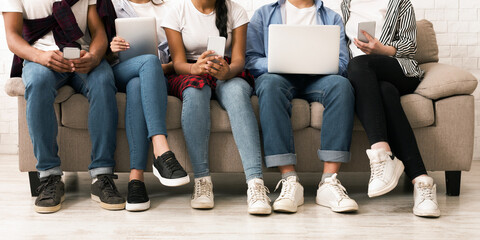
[245,0,349,78]
[112,0,170,64]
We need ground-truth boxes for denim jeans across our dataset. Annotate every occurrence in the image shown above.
[22,60,118,178]
[113,54,168,170]
[181,78,263,182]
[255,73,355,168]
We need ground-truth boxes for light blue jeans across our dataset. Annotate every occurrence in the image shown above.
[112,54,168,170]
[255,73,355,168]
[181,78,263,182]
[22,60,117,178]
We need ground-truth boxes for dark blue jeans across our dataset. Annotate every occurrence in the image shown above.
[255,73,355,168]
[113,54,168,170]
[22,60,118,178]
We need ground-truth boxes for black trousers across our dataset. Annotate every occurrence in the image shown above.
[347,55,427,180]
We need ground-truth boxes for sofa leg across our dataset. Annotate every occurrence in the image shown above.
[445,171,461,196]
[29,171,41,197]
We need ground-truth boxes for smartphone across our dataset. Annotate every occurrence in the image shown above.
[207,36,226,58]
[358,21,376,43]
[63,47,81,59]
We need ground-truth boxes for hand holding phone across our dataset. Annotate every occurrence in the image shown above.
[357,21,376,43]
[63,47,81,60]
[207,36,226,58]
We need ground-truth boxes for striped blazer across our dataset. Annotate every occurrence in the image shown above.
[340,0,424,78]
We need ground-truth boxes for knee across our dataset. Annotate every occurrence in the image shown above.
[89,65,116,93]
[139,54,163,73]
[331,76,354,97]
[379,81,400,99]
[182,86,211,106]
[347,55,369,81]
[218,78,251,101]
[255,73,288,99]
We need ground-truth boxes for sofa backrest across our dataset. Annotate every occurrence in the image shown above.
[415,19,439,64]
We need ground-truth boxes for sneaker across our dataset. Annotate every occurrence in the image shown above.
[272,176,304,213]
[91,174,126,210]
[316,173,358,212]
[247,178,272,215]
[413,176,440,217]
[126,180,150,212]
[34,175,65,213]
[191,176,214,209]
[153,151,190,187]
[367,148,404,197]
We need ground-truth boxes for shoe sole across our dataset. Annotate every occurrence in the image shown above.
[413,208,441,218]
[153,165,190,187]
[126,200,151,212]
[248,207,272,215]
[35,195,65,214]
[191,201,214,209]
[368,160,405,198]
[315,198,358,213]
[273,198,304,213]
[91,194,126,210]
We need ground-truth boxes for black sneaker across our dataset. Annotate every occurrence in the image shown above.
[153,151,190,187]
[35,175,65,213]
[91,174,126,210]
[126,180,150,212]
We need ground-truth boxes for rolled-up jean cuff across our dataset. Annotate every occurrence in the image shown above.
[148,130,168,140]
[39,167,63,178]
[265,153,297,168]
[317,150,350,163]
[89,167,114,178]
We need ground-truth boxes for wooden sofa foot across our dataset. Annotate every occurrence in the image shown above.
[29,171,41,197]
[445,171,461,196]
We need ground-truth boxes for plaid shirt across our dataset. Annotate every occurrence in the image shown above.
[10,0,117,77]
[167,57,254,100]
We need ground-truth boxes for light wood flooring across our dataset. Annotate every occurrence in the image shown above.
[1,154,479,239]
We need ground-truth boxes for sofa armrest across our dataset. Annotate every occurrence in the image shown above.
[415,63,478,100]
[4,77,76,103]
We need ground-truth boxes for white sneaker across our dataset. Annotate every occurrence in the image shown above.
[191,176,214,209]
[316,173,358,212]
[413,176,440,217]
[272,176,304,213]
[367,148,404,197]
[247,178,272,215]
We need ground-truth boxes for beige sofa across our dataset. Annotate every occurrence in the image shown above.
[4,20,478,197]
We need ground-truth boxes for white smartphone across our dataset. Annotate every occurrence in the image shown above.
[207,36,226,58]
[63,47,81,59]
[358,21,376,43]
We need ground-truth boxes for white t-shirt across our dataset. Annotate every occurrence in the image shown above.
[128,1,168,47]
[0,0,96,51]
[285,0,316,25]
[345,0,388,57]
[161,0,249,60]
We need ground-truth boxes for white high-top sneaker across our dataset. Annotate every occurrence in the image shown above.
[272,176,304,213]
[191,176,214,209]
[413,176,440,217]
[247,178,272,215]
[316,173,358,212]
[367,148,404,197]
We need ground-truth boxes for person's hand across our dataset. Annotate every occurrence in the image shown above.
[190,50,217,75]
[110,36,130,53]
[36,50,74,73]
[354,31,386,55]
[71,50,101,74]
[206,56,230,80]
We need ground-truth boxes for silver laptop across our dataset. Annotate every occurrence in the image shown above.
[115,17,158,62]
[268,25,340,75]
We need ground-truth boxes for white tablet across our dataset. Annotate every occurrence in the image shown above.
[115,17,158,62]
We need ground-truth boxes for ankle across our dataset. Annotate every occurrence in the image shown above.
[129,169,144,182]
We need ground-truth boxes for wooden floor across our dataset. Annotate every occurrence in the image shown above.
[1,155,479,239]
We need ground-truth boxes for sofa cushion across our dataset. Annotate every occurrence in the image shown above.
[5,78,77,103]
[61,93,182,130]
[415,20,439,64]
[311,93,434,130]
[416,63,478,100]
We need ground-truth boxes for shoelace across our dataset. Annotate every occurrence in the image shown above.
[325,178,350,200]
[418,183,434,201]
[274,179,295,201]
[130,182,147,198]
[36,176,60,200]
[194,179,212,198]
[370,159,386,182]
[248,183,271,204]
[98,174,120,198]
[164,156,183,173]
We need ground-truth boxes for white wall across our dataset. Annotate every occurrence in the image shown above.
[0,0,479,159]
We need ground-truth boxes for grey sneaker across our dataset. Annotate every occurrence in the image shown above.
[91,174,125,210]
[35,175,65,213]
